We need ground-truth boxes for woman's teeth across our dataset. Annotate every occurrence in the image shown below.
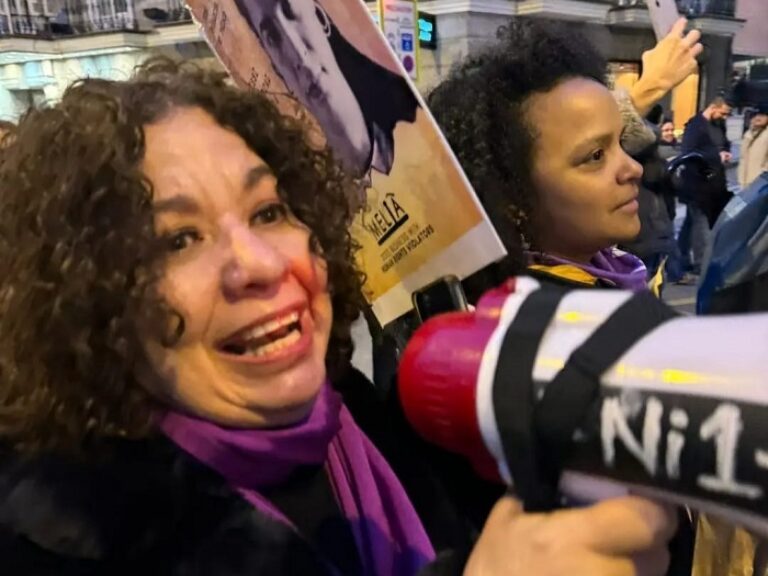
[248,311,300,340]
[222,311,303,358]
[246,326,301,357]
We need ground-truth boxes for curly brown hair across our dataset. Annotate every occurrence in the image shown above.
[0,58,364,454]
[428,19,606,262]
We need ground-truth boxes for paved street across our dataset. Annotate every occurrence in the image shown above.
[663,281,698,315]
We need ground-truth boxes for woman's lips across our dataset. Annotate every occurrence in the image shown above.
[616,196,639,213]
[217,308,314,369]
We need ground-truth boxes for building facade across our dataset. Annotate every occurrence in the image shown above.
[732,0,768,59]
[0,0,216,119]
[731,0,768,106]
[394,0,744,129]
[0,0,759,124]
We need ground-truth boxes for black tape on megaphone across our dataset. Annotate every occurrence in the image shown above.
[398,278,768,534]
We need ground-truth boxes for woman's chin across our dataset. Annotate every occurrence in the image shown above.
[247,364,327,427]
[613,220,642,245]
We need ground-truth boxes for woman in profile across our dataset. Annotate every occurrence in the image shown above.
[429,17,765,576]
[430,18,701,297]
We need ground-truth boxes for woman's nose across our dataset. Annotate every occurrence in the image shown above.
[221,221,287,298]
[618,151,644,184]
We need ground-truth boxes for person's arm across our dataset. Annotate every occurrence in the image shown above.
[681,119,703,155]
[629,18,703,117]
[614,89,656,156]
[737,156,747,188]
[719,120,731,153]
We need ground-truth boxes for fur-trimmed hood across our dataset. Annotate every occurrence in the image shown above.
[0,436,335,575]
[613,88,658,156]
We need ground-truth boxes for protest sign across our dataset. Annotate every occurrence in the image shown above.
[185,0,506,323]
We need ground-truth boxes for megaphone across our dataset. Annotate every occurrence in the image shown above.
[399,277,768,535]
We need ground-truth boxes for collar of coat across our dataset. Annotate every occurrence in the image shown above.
[0,434,336,575]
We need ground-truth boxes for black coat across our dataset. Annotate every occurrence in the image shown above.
[621,139,676,261]
[678,113,732,223]
[0,368,501,576]
[681,113,730,169]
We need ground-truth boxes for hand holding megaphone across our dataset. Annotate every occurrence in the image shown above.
[399,277,768,535]
[464,493,677,576]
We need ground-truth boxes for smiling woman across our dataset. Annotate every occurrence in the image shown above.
[0,59,361,451]
[140,107,335,428]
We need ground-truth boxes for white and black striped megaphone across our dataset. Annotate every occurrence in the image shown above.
[398,277,768,534]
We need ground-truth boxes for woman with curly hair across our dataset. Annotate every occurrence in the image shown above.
[0,59,674,575]
[429,18,737,576]
[430,18,702,294]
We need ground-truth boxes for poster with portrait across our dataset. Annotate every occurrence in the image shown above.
[183,0,506,324]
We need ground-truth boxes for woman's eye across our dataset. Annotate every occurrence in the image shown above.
[587,149,605,163]
[251,202,289,227]
[165,229,201,253]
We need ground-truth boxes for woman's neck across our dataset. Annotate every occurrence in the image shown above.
[536,246,597,266]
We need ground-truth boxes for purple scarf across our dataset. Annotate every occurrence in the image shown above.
[528,247,648,291]
[160,384,435,576]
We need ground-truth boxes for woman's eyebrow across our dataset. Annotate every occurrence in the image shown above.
[243,165,274,191]
[153,194,199,215]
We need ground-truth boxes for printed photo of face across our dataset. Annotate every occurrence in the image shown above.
[238,0,371,176]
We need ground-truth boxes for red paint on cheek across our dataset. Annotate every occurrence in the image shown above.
[298,256,329,300]
[288,234,329,302]
[292,252,332,336]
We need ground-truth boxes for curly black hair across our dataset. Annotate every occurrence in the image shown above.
[0,58,364,454]
[428,19,606,266]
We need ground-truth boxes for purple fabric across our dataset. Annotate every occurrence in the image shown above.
[528,247,649,291]
[160,384,435,576]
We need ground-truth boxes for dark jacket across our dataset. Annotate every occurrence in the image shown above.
[681,113,730,168]
[622,132,676,261]
[678,113,732,223]
[0,368,500,576]
[658,140,680,162]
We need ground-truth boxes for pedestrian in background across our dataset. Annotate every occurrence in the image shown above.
[655,117,687,283]
[738,103,768,190]
[677,97,733,275]
[621,110,679,286]
[659,119,680,159]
